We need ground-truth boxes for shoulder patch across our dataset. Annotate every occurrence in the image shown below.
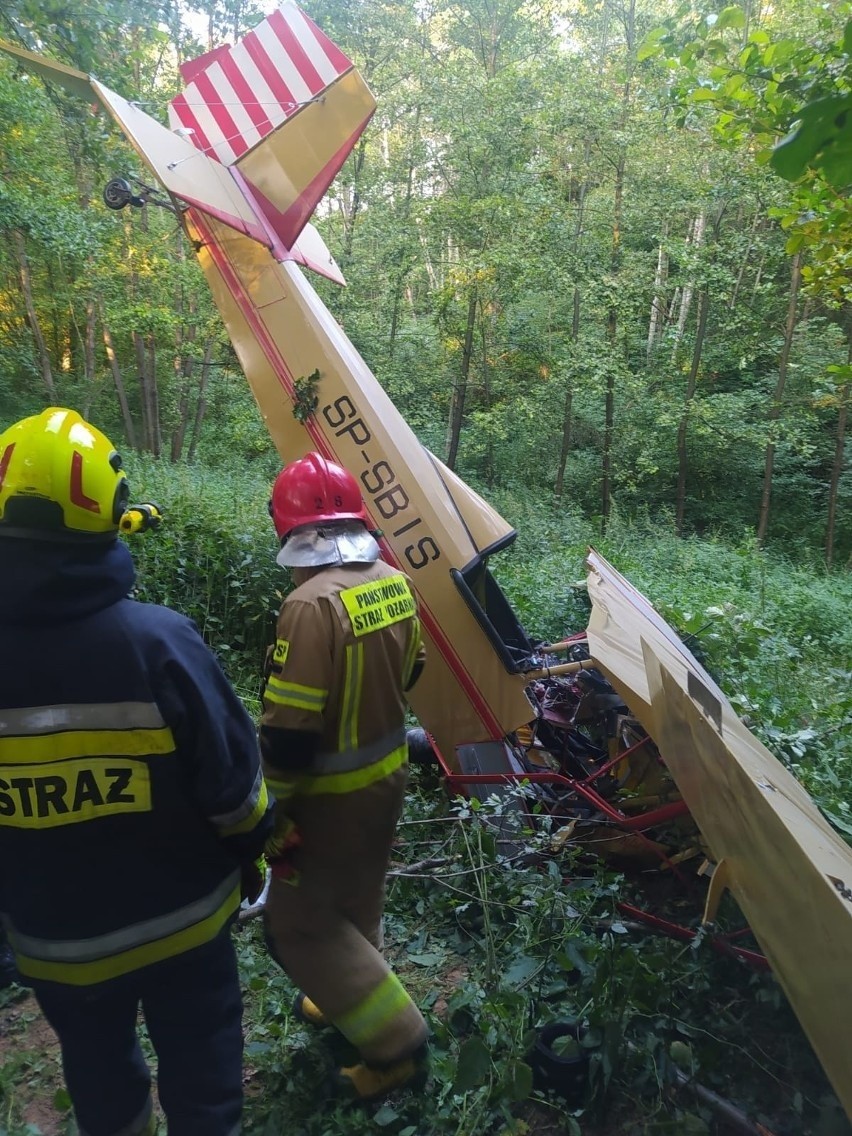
[272,638,290,666]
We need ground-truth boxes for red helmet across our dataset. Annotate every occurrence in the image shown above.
[270,452,369,541]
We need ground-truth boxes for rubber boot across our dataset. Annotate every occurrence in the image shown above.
[293,992,330,1028]
[333,1045,428,1101]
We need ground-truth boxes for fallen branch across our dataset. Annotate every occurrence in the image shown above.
[670,1064,778,1136]
[388,856,451,876]
[623,1040,777,1136]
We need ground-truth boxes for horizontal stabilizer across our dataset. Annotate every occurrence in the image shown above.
[0,39,267,241]
[90,81,265,239]
[291,223,346,285]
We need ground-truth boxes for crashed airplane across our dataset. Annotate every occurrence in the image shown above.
[2,3,851,1117]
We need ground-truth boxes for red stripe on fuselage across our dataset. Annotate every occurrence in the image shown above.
[190,209,505,742]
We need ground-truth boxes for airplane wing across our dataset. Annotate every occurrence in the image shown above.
[585,548,852,1120]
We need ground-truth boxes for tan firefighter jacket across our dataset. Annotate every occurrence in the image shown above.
[261,559,425,798]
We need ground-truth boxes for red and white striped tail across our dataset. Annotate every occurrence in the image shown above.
[169,1,353,165]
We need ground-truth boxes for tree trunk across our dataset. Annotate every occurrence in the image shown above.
[555,286,581,500]
[388,110,420,361]
[187,339,215,463]
[556,140,593,499]
[446,291,477,471]
[81,298,97,418]
[99,301,137,448]
[675,289,710,535]
[825,380,848,568]
[171,290,197,462]
[603,153,626,528]
[602,0,634,530]
[133,330,151,450]
[147,336,162,458]
[646,228,669,363]
[729,212,761,311]
[11,229,56,397]
[340,137,368,261]
[481,315,494,487]
[825,321,851,566]
[671,213,706,365]
[757,252,802,544]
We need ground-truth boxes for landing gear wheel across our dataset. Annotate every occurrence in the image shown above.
[103,178,134,210]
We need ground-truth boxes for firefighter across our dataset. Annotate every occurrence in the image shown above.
[0,408,274,1136]
[261,452,429,1100]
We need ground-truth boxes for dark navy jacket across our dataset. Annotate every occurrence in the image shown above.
[0,538,273,986]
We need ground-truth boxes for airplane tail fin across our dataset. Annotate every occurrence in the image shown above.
[168,1,375,255]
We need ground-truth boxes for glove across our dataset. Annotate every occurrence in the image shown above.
[265,811,297,859]
[265,817,301,885]
[241,858,266,904]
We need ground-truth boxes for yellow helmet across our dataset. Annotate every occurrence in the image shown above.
[0,407,130,538]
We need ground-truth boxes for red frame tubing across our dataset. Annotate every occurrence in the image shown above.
[424,735,768,971]
[617,902,770,970]
[429,737,691,881]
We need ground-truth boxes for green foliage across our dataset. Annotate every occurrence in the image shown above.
[292,368,320,425]
[125,456,283,696]
[228,781,847,1135]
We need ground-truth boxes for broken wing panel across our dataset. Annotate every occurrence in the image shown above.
[585,547,852,1120]
[647,657,852,1120]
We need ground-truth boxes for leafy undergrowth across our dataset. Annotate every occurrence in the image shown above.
[233,771,850,1136]
[0,782,849,1136]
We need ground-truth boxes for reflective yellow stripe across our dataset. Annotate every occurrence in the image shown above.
[336,972,413,1048]
[338,643,363,753]
[12,881,240,986]
[298,743,406,797]
[264,676,327,713]
[402,618,421,687]
[339,574,415,638]
[264,776,296,801]
[0,727,175,764]
[216,777,269,838]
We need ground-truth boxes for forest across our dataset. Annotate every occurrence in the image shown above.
[1,0,851,1134]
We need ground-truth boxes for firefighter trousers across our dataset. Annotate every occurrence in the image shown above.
[264,765,428,1065]
[31,931,243,1136]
